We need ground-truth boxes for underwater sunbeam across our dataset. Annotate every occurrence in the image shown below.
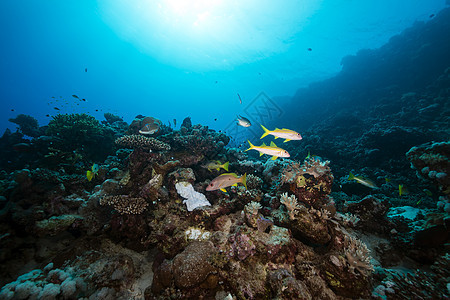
[98,0,321,70]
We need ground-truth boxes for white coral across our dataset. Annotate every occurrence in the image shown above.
[344,235,374,276]
[280,192,300,220]
[175,181,211,211]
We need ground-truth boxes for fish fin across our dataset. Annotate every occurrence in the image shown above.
[241,173,247,189]
[275,128,280,130]
[260,125,270,139]
[222,161,229,171]
[270,141,277,147]
[259,152,264,156]
[283,139,291,142]
[348,172,355,180]
[232,183,237,186]
[215,167,221,171]
[245,140,254,152]
[86,170,94,181]
[271,156,278,160]
[220,188,227,192]
[261,142,267,147]
[274,136,279,139]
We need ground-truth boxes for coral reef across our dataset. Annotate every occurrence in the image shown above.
[115,134,171,151]
[407,141,450,194]
[1,11,450,298]
[8,114,40,137]
[100,195,149,215]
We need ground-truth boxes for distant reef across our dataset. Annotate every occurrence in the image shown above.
[278,7,450,131]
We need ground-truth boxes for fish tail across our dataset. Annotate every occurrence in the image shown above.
[86,170,94,181]
[222,161,229,171]
[245,140,254,152]
[348,172,355,181]
[399,184,403,196]
[241,173,247,189]
[260,125,270,139]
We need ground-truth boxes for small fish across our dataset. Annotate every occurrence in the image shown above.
[85,68,88,72]
[54,107,60,110]
[214,118,217,121]
[173,119,177,127]
[46,114,50,117]
[399,184,409,196]
[72,94,79,99]
[206,173,247,192]
[237,93,243,104]
[307,48,312,51]
[86,163,99,181]
[423,189,432,197]
[260,125,302,142]
[305,151,311,160]
[429,14,435,18]
[237,115,251,127]
[348,172,377,189]
[202,161,229,172]
[10,109,14,111]
[81,99,86,101]
[245,140,290,160]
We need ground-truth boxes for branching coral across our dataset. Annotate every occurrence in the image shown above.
[115,135,171,151]
[45,114,113,161]
[47,114,102,145]
[343,234,374,276]
[246,174,263,190]
[280,192,300,220]
[100,195,149,214]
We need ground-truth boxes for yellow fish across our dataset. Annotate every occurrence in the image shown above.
[206,173,247,192]
[423,189,432,197]
[260,125,302,142]
[202,161,229,172]
[86,163,99,181]
[399,184,409,196]
[348,172,377,189]
[246,140,290,160]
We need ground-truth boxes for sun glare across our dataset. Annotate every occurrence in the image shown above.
[99,0,321,70]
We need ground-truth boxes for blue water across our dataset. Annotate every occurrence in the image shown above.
[0,0,446,137]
